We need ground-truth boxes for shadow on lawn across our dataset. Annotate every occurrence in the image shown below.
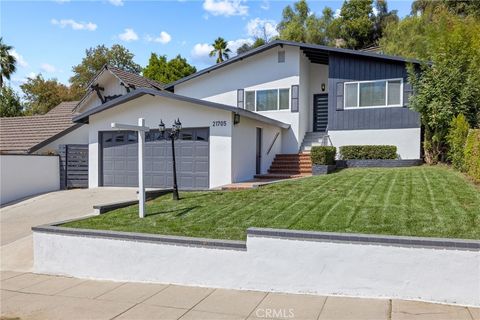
[147,206,200,218]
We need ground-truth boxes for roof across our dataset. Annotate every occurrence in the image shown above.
[0,101,82,154]
[73,88,290,129]
[107,66,164,90]
[165,40,422,90]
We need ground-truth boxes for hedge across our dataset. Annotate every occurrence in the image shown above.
[310,146,336,165]
[464,129,480,182]
[340,145,397,160]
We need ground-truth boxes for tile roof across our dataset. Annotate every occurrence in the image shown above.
[107,66,164,90]
[0,101,80,154]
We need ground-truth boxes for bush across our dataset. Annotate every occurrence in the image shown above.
[310,146,336,165]
[464,129,480,182]
[340,145,397,160]
[447,114,470,170]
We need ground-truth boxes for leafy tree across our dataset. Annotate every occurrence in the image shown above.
[411,0,480,18]
[21,74,77,115]
[447,114,470,170]
[405,10,480,163]
[143,54,196,84]
[373,0,399,44]
[0,85,22,117]
[70,44,142,91]
[236,38,266,55]
[209,37,231,63]
[334,0,375,49]
[0,38,16,88]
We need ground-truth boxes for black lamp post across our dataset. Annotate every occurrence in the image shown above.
[159,118,182,200]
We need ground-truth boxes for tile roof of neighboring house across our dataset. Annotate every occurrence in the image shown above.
[0,101,81,154]
[107,66,164,90]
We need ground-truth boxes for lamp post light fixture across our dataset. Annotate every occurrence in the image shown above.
[159,118,182,200]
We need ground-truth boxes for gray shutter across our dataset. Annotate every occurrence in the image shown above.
[237,89,244,109]
[291,85,299,112]
[403,82,413,107]
[336,82,344,111]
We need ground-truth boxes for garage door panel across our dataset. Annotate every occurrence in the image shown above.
[102,128,209,189]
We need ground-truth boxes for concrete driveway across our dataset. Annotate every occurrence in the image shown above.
[1,188,138,271]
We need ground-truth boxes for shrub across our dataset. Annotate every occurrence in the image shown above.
[310,146,336,165]
[464,129,480,182]
[340,145,397,160]
[447,114,470,171]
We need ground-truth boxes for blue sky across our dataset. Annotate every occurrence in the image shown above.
[2,0,413,90]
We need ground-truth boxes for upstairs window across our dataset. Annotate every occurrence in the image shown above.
[244,88,290,111]
[344,79,403,109]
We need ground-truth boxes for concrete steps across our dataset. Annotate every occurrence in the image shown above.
[300,131,327,153]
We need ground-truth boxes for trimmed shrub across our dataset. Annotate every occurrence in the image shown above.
[447,114,470,171]
[340,145,397,160]
[310,146,336,165]
[464,129,480,183]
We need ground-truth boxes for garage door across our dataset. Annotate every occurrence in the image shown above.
[101,128,209,190]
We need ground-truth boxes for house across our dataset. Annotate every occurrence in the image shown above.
[73,40,421,190]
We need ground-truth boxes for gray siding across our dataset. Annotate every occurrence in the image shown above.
[328,53,420,130]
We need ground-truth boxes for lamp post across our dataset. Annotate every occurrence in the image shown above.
[159,118,182,200]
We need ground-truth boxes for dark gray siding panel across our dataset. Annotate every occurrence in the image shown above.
[328,53,420,130]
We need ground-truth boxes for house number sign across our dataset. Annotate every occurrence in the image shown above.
[212,120,227,127]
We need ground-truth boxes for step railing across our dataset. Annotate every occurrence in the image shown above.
[267,132,280,155]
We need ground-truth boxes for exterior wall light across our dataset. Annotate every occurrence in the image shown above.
[321,83,326,92]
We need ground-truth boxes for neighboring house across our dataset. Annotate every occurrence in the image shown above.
[0,101,88,154]
[73,40,421,191]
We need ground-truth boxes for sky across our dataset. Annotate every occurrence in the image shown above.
[1,0,414,91]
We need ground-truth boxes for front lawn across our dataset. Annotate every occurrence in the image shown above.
[63,166,480,240]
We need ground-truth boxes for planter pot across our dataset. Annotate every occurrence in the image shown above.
[312,164,336,175]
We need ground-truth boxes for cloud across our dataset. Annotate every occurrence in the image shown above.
[246,18,278,40]
[108,0,124,6]
[118,28,139,42]
[191,43,215,64]
[372,7,379,16]
[145,31,172,44]
[41,63,57,73]
[202,0,248,17]
[334,9,341,18]
[51,19,97,31]
[227,38,253,54]
[9,49,28,68]
[260,0,269,10]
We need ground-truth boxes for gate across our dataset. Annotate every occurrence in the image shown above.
[59,144,88,189]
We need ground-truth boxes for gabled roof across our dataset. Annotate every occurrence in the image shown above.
[107,66,164,90]
[165,40,422,90]
[0,101,82,154]
[73,88,290,129]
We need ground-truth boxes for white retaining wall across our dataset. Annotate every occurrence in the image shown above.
[0,155,60,205]
[33,229,479,306]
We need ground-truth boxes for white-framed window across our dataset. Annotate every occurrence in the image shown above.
[245,88,290,112]
[344,79,403,109]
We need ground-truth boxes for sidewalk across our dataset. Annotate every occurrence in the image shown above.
[1,271,478,320]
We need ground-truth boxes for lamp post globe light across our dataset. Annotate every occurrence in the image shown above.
[159,118,182,200]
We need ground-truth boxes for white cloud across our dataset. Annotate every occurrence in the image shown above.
[202,0,248,17]
[51,19,97,31]
[9,49,28,68]
[372,7,379,16]
[145,31,172,44]
[260,0,269,10]
[246,18,278,40]
[227,38,253,55]
[118,28,139,42]
[108,0,124,6]
[41,63,56,73]
[191,43,215,64]
[334,9,341,18]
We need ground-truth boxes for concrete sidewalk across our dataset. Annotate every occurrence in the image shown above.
[1,271,478,320]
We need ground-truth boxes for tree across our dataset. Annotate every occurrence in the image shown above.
[0,85,22,117]
[21,74,77,115]
[143,54,196,84]
[447,114,470,170]
[236,38,266,55]
[209,37,231,63]
[70,44,142,92]
[334,0,375,49]
[411,0,480,18]
[373,0,399,44]
[0,38,16,88]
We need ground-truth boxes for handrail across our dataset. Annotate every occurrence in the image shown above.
[267,132,280,155]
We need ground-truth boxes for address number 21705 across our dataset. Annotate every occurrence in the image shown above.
[212,120,227,127]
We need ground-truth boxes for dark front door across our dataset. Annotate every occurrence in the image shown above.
[256,128,262,175]
[313,93,328,132]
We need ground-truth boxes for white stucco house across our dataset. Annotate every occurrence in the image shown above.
[73,40,421,190]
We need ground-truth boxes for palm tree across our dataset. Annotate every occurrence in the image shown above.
[209,37,231,63]
[0,38,17,88]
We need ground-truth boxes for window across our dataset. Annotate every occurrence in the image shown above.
[344,79,403,109]
[244,88,290,111]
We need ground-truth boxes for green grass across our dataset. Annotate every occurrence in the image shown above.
[63,166,480,240]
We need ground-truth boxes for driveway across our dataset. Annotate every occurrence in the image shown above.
[1,188,138,271]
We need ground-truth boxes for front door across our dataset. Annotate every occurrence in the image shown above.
[256,128,262,175]
[313,93,328,132]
